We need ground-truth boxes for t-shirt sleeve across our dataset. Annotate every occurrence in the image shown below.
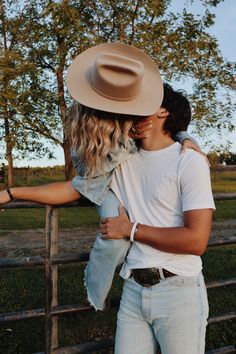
[179,151,215,212]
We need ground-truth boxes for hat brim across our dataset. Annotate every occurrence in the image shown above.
[66,42,163,117]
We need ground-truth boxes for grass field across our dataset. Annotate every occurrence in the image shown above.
[0,167,234,229]
[1,165,236,192]
[0,245,235,353]
[0,168,235,353]
[0,199,235,230]
[211,170,236,193]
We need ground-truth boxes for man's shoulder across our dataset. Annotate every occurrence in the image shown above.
[183,148,206,162]
[180,149,209,173]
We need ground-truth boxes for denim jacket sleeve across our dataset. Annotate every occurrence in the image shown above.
[71,139,137,206]
[175,131,200,148]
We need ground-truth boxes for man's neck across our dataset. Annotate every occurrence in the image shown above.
[140,128,175,151]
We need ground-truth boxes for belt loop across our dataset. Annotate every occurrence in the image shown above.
[159,268,165,280]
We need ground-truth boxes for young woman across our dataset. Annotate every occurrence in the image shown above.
[0,43,202,310]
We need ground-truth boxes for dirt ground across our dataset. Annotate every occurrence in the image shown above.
[0,227,98,257]
[0,220,236,258]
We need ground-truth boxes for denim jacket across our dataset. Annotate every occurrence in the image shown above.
[71,138,137,205]
[71,131,197,310]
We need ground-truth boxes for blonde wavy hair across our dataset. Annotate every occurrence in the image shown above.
[67,102,134,177]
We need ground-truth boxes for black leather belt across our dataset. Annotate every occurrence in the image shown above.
[131,267,177,287]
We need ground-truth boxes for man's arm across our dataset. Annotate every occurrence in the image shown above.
[100,207,213,256]
[0,181,81,205]
[132,209,212,256]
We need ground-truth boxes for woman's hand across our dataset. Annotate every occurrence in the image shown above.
[129,117,153,139]
[0,190,11,205]
[181,139,210,166]
[100,206,133,239]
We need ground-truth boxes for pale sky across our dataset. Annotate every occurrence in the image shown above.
[6,0,236,167]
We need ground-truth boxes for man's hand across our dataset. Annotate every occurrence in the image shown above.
[181,139,210,166]
[100,206,133,239]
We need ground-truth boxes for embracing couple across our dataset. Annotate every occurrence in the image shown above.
[0,43,215,354]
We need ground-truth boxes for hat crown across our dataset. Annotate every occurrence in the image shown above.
[66,42,163,116]
[90,53,144,101]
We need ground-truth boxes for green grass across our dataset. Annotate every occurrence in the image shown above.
[0,167,65,189]
[1,167,236,192]
[0,169,235,352]
[0,199,235,230]
[213,200,236,220]
[211,170,236,193]
[0,207,100,230]
[13,174,65,187]
[0,246,235,353]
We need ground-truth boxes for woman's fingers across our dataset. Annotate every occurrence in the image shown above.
[135,118,153,130]
[129,130,150,139]
[129,119,153,139]
[181,140,201,153]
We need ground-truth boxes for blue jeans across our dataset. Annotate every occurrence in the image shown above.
[115,272,209,354]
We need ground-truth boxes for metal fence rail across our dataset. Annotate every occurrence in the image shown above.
[0,194,236,354]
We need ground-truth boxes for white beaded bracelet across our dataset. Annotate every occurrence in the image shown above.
[130,222,139,243]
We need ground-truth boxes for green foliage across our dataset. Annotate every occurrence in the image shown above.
[208,151,221,167]
[219,152,236,165]
[0,0,235,172]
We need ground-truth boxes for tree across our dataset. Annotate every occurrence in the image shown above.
[20,0,98,180]
[0,0,61,185]
[89,0,236,138]
[207,151,220,167]
[0,0,34,186]
[220,152,236,165]
[1,0,236,181]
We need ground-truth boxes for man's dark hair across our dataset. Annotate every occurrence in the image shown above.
[162,83,191,138]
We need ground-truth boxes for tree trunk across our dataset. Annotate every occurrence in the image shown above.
[62,140,74,181]
[56,60,74,180]
[4,113,14,187]
[1,1,14,186]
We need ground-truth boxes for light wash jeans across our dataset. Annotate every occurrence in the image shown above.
[115,272,209,354]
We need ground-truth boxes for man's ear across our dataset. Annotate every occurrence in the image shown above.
[161,109,170,117]
[157,108,170,119]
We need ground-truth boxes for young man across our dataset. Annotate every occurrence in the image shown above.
[101,84,215,354]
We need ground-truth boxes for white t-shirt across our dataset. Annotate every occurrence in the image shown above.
[111,142,215,277]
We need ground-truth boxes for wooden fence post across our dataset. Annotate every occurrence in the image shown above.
[27,165,30,185]
[45,206,59,353]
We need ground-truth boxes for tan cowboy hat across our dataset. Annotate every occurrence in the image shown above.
[66,42,163,116]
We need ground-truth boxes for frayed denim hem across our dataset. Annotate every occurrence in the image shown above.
[84,265,106,311]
